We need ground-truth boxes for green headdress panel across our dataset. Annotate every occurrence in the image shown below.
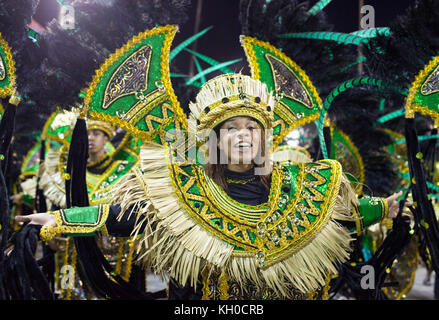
[42,109,73,146]
[0,32,16,99]
[21,141,50,179]
[329,124,364,195]
[84,25,186,146]
[240,36,323,149]
[405,55,439,125]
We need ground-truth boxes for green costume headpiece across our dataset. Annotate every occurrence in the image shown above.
[84,25,185,146]
[240,36,323,150]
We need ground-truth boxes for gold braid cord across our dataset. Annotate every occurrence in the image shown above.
[110,143,358,298]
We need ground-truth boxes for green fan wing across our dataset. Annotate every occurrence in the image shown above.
[84,25,186,146]
[21,141,50,178]
[406,55,439,125]
[0,32,16,98]
[329,125,364,195]
[240,36,323,149]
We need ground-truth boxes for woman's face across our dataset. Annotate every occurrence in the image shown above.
[217,116,262,166]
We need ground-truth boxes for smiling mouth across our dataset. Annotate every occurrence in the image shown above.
[234,142,253,150]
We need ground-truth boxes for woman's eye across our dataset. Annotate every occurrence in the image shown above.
[227,127,236,131]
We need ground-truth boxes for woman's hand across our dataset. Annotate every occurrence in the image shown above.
[15,212,56,227]
[386,191,413,219]
[6,213,57,256]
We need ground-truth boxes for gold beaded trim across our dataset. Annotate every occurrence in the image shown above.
[201,269,211,300]
[0,32,17,99]
[40,225,58,242]
[218,271,230,300]
[54,205,109,234]
[351,205,364,236]
[225,177,257,185]
[196,97,273,138]
[380,197,389,220]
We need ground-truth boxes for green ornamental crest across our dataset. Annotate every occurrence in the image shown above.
[240,36,323,149]
[84,25,186,146]
[329,125,364,195]
[406,55,439,125]
[21,140,50,178]
[0,32,17,98]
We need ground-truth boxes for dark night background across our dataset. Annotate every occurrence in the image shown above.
[32,0,417,76]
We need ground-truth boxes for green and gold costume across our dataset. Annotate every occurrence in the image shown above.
[48,142,387,299]
[39,25,390,299]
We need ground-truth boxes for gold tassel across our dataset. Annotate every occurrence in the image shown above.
[124,239,135,282]
[60,238,70,299]
[321,272,332,300]
[219,271,230,300]
[115,238,125,275]
[305,290,316,300]
[201,269,211,300]
[66,245,77,300]
[54,251,60,292]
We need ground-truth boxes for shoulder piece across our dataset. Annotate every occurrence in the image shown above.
[87,157,138,205]
[273,144,312,163]
[112,143,357,297]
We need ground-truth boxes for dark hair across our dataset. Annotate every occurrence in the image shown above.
[204,116,271,191]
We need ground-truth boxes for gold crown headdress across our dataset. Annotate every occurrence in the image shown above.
[49,108,116,141]
[189,73,275,142]
[86,119,116,139]
[50,108,81,135]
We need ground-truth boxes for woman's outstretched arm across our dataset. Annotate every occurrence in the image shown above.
[15,204,143,240]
